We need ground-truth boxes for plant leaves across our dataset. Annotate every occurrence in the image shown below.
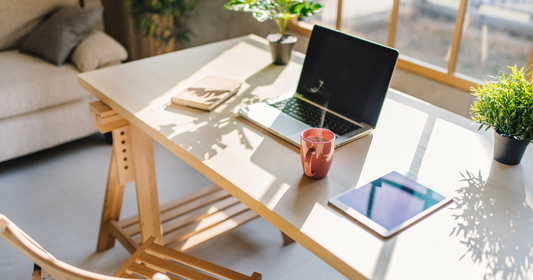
[126,0,202,46]
[224,0,322,36]
[470,65,533,141]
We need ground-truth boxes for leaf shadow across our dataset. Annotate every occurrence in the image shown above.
[450,166,533,279]
[160,63,288,160]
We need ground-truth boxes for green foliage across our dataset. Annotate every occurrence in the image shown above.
[224,0,322,40]
[470,65,533,141]
[126,0,200,49]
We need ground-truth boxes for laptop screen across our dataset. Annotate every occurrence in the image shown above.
[296,25,399,127]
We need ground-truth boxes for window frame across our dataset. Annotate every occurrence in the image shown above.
[288,0,533,91]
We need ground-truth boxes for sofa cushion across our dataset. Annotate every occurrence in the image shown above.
[0,0,79,51]
[71,29,128,72]
[20,5,104,65]
[0,50,93,120]
[0,95,98,162]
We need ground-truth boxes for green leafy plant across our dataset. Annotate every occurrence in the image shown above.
[127,0,200,52]
[224,0,322,41]
[470,65,533,141]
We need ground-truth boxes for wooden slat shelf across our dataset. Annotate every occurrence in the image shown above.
[109,184,259,254]
[91,100,260,254]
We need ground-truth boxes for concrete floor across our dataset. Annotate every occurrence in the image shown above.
[0,133,347,279]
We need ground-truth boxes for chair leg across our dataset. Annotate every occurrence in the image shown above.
[32,264,41,280]
[33,264,53,280]
[281,231,295,246]
[251,272,263,280]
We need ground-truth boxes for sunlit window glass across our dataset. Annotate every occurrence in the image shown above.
[456,0,533,79]
[302,0,337,30]
[302,0,393,45]
[395,0,461,70]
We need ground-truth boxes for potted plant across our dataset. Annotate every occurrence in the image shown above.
[127,0,201,56]
[224,0,322,65]
[470,65,533,165]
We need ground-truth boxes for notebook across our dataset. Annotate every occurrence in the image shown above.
[171,76,242,111]
[239,25,399,148]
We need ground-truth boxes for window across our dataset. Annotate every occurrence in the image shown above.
[289,0,533,91]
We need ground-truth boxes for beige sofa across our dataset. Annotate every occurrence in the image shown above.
[0,0,127,162]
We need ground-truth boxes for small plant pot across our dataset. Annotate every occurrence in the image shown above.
[493,131,530,165]
[266,33,297,65]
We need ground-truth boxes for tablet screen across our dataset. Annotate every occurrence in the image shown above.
[329,171,453,238]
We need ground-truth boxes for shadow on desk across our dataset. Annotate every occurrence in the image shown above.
[451,164,533,279]
[249,133,373,229]
[160,63,288,160]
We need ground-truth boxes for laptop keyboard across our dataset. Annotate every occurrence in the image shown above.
[268,97,361,136]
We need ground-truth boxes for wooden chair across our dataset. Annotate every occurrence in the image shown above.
[0,214,262,280]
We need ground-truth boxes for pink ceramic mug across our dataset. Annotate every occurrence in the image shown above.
[300,128,335,179]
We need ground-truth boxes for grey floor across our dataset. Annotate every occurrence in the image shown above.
[0,133,347,279]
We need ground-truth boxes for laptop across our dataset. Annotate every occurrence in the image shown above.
[239,25,399,148]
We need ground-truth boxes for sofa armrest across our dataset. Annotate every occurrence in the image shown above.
[71,29,128,72]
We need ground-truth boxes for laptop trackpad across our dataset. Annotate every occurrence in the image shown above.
[269,113,310,144]
[240,103,309,146]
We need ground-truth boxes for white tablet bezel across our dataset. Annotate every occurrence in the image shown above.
[328,171,454,239]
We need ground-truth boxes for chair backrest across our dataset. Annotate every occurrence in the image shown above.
[1,214,261,280]
[0,214,150,280]
[114,236,262,280]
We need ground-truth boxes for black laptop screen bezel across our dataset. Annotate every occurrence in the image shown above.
[296,25,399,127]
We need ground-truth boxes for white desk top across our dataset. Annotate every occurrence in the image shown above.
[78,35,533,280]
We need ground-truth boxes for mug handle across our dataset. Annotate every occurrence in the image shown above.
[304,147,316,176]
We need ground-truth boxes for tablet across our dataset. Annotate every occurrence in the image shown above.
[328,171,453,239]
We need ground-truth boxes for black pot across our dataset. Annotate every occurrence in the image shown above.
[493,131,530,165]
[266,34,297,65]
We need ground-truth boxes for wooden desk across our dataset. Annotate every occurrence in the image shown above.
[78,35,533,279]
